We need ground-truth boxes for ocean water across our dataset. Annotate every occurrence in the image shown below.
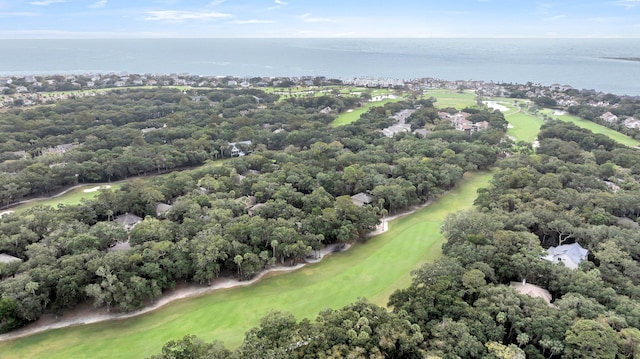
[0,38,638,95]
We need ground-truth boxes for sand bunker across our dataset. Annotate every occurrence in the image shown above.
[484,101,509,112]
[0,211,15,218]
[83,185,112,193]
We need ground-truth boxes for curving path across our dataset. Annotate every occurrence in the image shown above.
[0,161,223,212]
[0,199,435,342]
[1,183,90,211]
[0,243,351,342]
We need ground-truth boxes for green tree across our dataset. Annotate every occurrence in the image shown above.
[148,334,230,359]
[0,297,25,333]
[564,319,619,359]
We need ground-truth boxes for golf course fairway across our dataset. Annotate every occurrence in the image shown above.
[0,171,493,359]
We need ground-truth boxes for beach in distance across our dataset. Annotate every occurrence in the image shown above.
[1,38,639,96]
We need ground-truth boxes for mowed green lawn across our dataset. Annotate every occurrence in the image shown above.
[424,89,477,110]
[506,111,545,143]
[479,97,542,144]
[4,160,228,215]
[4,184,122,214]
[540,109,640,147]
[0,172,493,359]
[331,97,404,126]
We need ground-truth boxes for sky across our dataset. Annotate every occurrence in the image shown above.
[0,0,639,38]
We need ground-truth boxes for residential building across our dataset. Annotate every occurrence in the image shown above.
[351,193,374,207]
[542,242,588,269]
[41,143,80,156]
[600,112,619,124]
[114,213,143,231]
[228,141,252,157]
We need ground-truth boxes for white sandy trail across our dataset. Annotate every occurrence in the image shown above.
[0,243,349,341]
[0,199,435,342]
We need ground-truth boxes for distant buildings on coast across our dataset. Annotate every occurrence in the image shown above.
[2,72,639,131]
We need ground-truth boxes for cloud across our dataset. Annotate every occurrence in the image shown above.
[0,29,173,39]
[268,0,288,10]
[230,19,275,24]
[301,13,336,23]
[145,10,231,23]
[89,0,107,8]
[29,0,64,5]
[615,0,640,8]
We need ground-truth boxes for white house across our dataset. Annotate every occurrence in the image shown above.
[228,141,252,157]
[600,112,619,124]
[542,242,588,269]
[624,117,640,130]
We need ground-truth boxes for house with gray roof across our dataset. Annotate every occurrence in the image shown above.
[248,203,265,216]
[381,109,416,138]
[600,112,619,124]
[114,213,143,231]
[624,117,640,130]
[41,143,80,156]
[156,203,172,217]
[350,193,374,207]
[141,127,160,135]
[108,241,132,252]
[542,242,588,270]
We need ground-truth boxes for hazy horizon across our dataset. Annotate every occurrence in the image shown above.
[1,0,639,39]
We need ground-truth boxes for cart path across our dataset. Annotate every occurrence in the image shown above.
[0,197,437,342]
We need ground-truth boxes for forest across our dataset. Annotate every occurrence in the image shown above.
[149,120,640,358]
[5,85,640,358]
[0,88,506,333]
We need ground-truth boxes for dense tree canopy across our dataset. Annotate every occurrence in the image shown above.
[1,88,505,332]
[148,120,640,358]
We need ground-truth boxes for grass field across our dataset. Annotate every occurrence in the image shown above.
[3,183,123,214]
[479,97,542,143]
[262,87,391,101]
[3,161,228,215]
[0,172,493,359]
[331,97,404,126]
[540,109,640,147]
[506,110,545,143]
[424,89,477,110]
[262,87,334,99]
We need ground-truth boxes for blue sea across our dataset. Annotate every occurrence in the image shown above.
[0,38,639,95]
